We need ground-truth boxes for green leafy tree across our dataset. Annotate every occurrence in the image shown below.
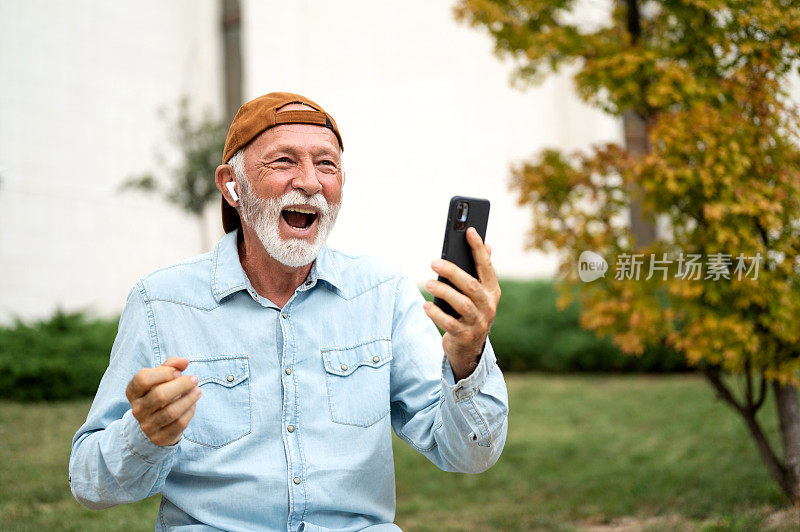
[120,97,227,250]
[455,0,800,501]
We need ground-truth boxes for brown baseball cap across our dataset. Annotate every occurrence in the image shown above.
[220,92,343,234]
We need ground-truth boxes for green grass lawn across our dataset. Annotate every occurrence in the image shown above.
[1,373,798,531]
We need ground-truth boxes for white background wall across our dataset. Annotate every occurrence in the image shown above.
[0,0,223,322]
[0,0,620,323]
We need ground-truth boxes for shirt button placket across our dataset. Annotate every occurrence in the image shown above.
[279,308,305,528]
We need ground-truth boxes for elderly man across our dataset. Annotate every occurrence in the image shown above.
[69,92,508,531]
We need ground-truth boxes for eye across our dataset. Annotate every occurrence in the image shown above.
[316,160,338,173]
[267,156,295,169]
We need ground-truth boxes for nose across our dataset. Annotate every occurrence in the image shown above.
[291,157,323,196]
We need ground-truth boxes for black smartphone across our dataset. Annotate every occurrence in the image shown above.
[432,196,491,319]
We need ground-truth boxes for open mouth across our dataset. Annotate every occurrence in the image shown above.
[280,206,318,231]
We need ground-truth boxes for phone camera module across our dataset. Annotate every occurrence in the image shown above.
[454,201,469,231]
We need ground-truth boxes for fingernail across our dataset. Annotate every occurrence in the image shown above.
[190,375,199,384]
[425,280,434,289]
[173,370,181,378]
[432,259,442,269]
[194,388,202,396]
[423,301,431,310]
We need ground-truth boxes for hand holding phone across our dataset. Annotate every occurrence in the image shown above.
[424,196,500,381]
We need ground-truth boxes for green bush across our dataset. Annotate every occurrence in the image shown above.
[0,308,119,401]
[0,280,688,402]
[423,279,688,374]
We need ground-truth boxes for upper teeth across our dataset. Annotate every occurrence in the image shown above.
[286,207,316,214]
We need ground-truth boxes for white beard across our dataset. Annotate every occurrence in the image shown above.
[239,188,341,268]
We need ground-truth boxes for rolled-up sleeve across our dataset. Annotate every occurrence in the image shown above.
[68,281,178,510]
[389,274,509,474]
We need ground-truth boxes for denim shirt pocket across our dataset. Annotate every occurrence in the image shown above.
[181,355,252,448]
[321,338,393,427]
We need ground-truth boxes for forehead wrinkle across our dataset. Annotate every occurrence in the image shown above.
[252,124,340,157]
[271,123,340,148]
[256,143,340,160]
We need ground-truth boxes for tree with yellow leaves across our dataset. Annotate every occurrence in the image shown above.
[455,0,800,502]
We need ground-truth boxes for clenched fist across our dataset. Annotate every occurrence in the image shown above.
[125,356,201,446]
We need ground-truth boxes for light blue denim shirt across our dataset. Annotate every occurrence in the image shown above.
[69,228,509,531]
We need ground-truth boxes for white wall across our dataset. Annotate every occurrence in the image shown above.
[0,0,621,323]
[241,0,621,285]
[0,0,223,323]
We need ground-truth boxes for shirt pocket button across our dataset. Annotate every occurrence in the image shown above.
[181,355,252,448]
[321,339,393,427]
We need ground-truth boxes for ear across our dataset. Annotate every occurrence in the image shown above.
[215,164,238,206]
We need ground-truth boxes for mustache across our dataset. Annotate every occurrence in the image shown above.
[273,190,332,215]
[240,188,337,222]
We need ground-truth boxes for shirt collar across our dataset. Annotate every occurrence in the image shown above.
[308,239,344,293]
[211,228,343,304]
[211,229,249,303]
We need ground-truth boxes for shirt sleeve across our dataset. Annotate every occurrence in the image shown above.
[68,281,179,510]
[389,274,509,473]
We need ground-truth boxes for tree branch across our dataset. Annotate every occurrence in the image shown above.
[701,363,744,414]
[754,374,768,412]
[701,363,790,497]
[745,356,754,409]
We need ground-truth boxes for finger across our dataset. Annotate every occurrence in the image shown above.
[431,259,490,308]
[486,243,492,257]
[466,227,498,287]
[151,403,197,447]
[151,386,202,429]
[141,375,199,413]
[425,279,479,323]
[423,300,464,335]
[127,365,185,401]
[161,357,189,372]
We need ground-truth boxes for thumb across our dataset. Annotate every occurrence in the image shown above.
[161,356,190,372]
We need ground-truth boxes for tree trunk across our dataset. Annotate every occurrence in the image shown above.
[775,382,800,504]
[218,0,242,241]
[620,0,656,248]
[221,0,243,123]
[623,109,656,248]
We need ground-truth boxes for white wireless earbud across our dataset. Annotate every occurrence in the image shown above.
[226,181,239,202]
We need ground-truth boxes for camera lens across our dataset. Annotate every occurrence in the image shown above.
[454,202,469,231]
[457,202,468,222]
